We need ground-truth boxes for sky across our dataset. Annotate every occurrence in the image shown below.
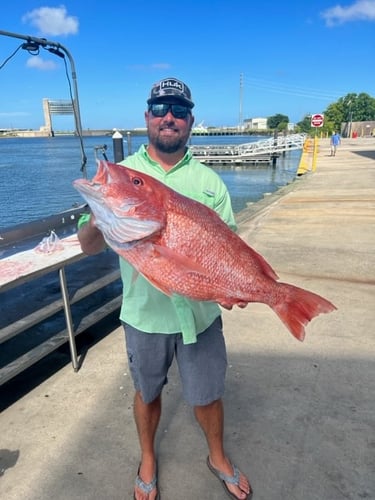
[1,0,374,130]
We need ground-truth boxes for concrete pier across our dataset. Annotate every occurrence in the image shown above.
[1,137,374,500]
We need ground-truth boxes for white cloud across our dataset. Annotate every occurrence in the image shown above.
[151,63,172,70]
[26,56,57,70]
[22,5,79,36]
[126,63,172,71]
[321,0,375,26]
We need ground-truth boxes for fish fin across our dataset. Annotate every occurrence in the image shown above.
[139,245,209,296]
[251,248,279,280]
[152,245,208,274]
[273,283,337,341]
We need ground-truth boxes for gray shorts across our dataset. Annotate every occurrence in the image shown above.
[122,316,227,406]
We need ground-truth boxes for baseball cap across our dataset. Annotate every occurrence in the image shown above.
[147,77,194,108]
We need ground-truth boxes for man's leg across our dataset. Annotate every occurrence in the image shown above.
[194,399,251,499]
[134,391,160,500]
[123,323,174,498]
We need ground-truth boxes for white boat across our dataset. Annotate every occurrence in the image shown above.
[192,120,208,134]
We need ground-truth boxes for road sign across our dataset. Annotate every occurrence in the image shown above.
[311,114,324,127]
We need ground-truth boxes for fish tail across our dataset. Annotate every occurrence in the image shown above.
[273,283,337,341]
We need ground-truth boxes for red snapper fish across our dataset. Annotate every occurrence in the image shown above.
[73,161,336,341]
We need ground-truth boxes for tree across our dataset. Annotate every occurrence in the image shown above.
[267,113,289,130]
[323,93,375,132]
[296,115,312,133]
[295,92,375,136]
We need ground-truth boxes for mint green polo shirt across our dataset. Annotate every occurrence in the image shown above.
[80,145,237,344]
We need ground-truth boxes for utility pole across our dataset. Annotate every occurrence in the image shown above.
[239,73,243,132]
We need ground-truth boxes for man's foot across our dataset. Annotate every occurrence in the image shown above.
[134,461,159,500]
[207,456,253,499]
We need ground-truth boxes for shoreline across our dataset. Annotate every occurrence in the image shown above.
[0,128,274,139]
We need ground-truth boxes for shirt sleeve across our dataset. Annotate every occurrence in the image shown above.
[213,185,237,232]
[77,212,91,229]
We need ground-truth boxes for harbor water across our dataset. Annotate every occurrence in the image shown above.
[0,134,302,230]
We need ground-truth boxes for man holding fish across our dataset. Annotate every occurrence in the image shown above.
[77,78,253,499]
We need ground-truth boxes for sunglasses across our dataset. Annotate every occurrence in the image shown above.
[148,103,191,119]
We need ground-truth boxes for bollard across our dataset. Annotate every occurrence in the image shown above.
[126,131,132,156]
[112,129,124,163]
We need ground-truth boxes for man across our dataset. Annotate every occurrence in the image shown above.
[330,131,341,156]
[77,77,252,500]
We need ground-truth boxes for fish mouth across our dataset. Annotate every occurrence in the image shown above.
[73,178,103,201]
[73,178,140,216]
[73,177,163,244]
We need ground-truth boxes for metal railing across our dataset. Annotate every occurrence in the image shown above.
[190,133,306,156]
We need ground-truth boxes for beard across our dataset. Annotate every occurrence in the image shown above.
[153,134,187,153]
[147,118,192,154]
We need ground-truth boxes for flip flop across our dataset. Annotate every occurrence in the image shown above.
[207,456,253,500]
[134,462,160,500]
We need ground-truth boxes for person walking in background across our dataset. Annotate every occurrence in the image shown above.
[330,131,341,156]
[77,77,252,500]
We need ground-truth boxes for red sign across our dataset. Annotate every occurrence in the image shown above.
[311,114,324,127]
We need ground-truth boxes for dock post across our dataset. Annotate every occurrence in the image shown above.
[112,130,124,162]
[126,131,132,156]
[272,130,278,167]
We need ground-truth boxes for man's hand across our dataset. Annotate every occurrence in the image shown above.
[77,213,106,255]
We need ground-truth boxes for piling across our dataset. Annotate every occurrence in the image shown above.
[112,130,124,163]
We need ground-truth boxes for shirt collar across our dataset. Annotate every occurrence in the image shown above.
[140,144,192,173]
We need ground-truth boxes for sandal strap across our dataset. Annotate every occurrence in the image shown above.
[135,474,157,494]
[215,463,240,485]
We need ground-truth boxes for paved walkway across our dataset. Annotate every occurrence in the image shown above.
[1,137,374,500]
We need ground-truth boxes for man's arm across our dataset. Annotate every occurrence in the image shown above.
[77,214,106,255]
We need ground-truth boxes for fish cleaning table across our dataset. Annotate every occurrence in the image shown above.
[0,234,121,385]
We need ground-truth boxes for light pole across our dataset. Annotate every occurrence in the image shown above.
[0,29,87,176]
[348,100,353,139]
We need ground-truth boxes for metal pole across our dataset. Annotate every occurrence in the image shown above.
[59,267,79,371]
[0,29,87,173]
[126,131,132,156]
[272,130,278,167]
[239,73,243,132]
[0,30,83,136]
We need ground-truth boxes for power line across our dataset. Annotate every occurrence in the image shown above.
[243,75,344,101]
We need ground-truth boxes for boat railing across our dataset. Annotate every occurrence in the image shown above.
[0,214,122,387]
[190,133,306,161]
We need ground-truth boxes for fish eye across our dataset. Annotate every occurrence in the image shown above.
[132,177,143,186]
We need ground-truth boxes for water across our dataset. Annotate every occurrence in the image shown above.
[0,134,301,229]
